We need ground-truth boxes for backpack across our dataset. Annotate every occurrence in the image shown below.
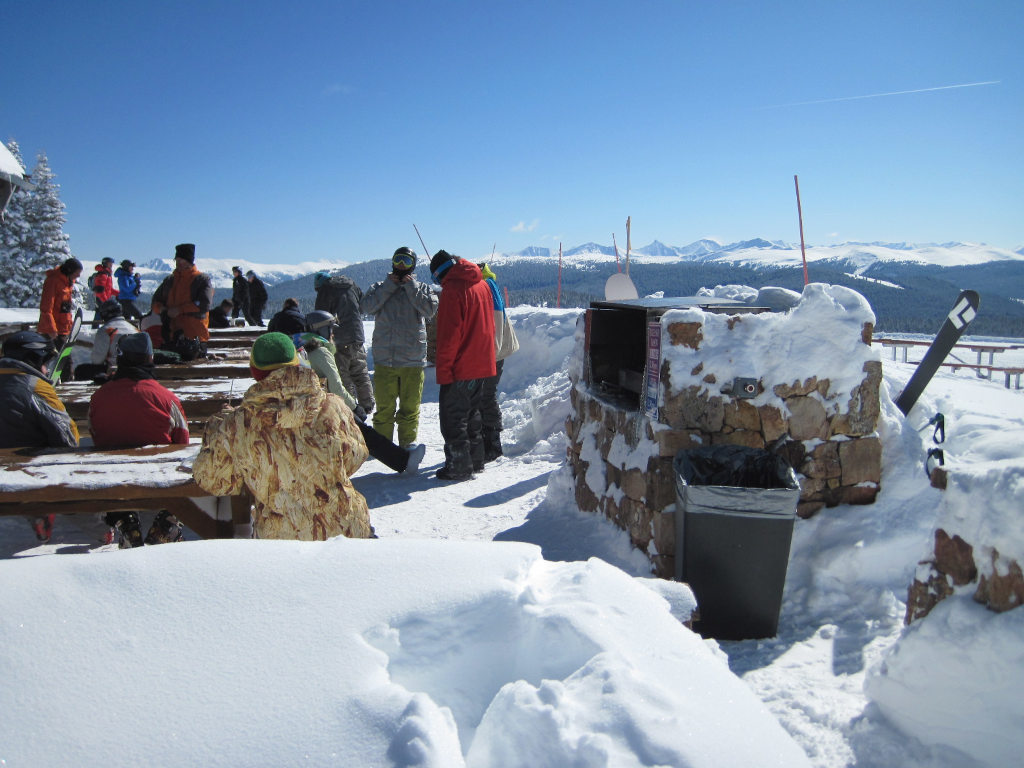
[87,273,98,292]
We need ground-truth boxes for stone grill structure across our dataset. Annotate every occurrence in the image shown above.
[566,301,883,579]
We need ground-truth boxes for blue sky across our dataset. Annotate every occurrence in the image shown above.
[5,0,1022,265]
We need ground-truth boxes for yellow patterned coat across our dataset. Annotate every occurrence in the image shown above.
[193,365,372,540]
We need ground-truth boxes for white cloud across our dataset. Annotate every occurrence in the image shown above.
[510,219,540,233]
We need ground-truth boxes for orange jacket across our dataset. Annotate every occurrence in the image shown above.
[38,267,76,338]
[151,264,214,342]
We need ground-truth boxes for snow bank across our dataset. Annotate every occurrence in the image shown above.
[0,539,811,767]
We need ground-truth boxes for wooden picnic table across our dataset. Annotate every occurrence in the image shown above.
[0,443,252,539]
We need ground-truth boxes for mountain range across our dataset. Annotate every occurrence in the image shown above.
[134,240,1024,337]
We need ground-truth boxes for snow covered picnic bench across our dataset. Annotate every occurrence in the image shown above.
[0,443,252,539]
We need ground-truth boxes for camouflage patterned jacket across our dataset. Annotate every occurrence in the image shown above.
[193,365,371,540]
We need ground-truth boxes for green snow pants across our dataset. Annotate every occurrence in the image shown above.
[372,365,425,448]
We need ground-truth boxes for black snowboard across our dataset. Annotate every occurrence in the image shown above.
[895,290,980,416]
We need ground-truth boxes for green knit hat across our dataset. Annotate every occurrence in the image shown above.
[250,332,299,372]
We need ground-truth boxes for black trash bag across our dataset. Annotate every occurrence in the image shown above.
[678,444,795,490]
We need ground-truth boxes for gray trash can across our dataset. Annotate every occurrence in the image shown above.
[674,445,800,640]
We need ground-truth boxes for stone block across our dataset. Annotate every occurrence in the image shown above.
[975,555,1024,613]
[797,501,825,519]
[575,473,600,513]
[619,467,648,502]
[933,529,977,586]
[759,404,788,443]
[710,430,765,450]
[839,436,882,486]
[786,396,829,441]
[831,361,882,437]
[654,429,705,458]
[774,376,820,398]
[666,321,702,349]
[804,441,841,480]
[837,483,879,506]
[723,399,762,431]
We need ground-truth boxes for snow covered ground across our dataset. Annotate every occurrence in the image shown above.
[1,298,1022,767]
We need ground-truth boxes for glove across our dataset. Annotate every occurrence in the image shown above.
[353,405,368,422]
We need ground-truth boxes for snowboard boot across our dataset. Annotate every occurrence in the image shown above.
[145,511,184,545]
[483,432,504,463]
[31,514,56,543]
[470,440,485,473]
[436,445,474,482]
[402,443,426,476]
[108,512,143,549]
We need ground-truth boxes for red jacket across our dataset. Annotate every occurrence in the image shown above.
[88,377,190,448]
[92,264,118,303]
[38,267,76,337]
[434,260,496,385]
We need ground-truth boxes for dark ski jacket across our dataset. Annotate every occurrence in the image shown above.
[314,275,365,346]
[268,306,306,336]
[232,274,249,308]
[0,357,80,449]
[248,277,268,312]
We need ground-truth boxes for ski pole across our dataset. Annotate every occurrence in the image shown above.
[413,223,430,258]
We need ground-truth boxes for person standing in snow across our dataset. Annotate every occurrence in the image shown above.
[472,262,518,463]
[313,270,375,414]
[359,247,438,449]
[0,330,80,543]
[88,332,190,547]
[89,257,118,318]
[150,243,214,347]
[428,250,495,481]
[298,310,425,476]
[245,270,268,327]
[74,299,137,380]
[114,259,143,321]
[193,332,373,540]
[230,266,249,324]
[37,256,83,383]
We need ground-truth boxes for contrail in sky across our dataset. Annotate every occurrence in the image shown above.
[761,80,1000,109]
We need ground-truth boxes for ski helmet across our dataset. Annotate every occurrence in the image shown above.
[392,247,417,272]
[97,299,123,321]
[304,310,337,334]
[2,331,56,372]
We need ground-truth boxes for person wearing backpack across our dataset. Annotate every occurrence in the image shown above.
[89,258,118,320]
[114,259,143,321]
[473,262,519,463]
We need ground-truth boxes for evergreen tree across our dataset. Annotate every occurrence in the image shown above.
[0,140,34,306]
[0,147,78,308]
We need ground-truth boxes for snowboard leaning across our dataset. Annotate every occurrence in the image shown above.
[895,289,980,416]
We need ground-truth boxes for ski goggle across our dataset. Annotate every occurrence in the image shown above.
[392,250,416,270]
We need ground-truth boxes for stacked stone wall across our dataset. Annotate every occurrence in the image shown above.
[567,315,883,578]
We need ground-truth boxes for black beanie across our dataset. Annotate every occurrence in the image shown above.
[429,250,457,283]
[175,243,196,264]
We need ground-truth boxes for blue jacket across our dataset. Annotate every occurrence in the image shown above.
[115,267,142,299]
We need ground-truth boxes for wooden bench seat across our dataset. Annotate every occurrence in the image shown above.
[0,443,251,539]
